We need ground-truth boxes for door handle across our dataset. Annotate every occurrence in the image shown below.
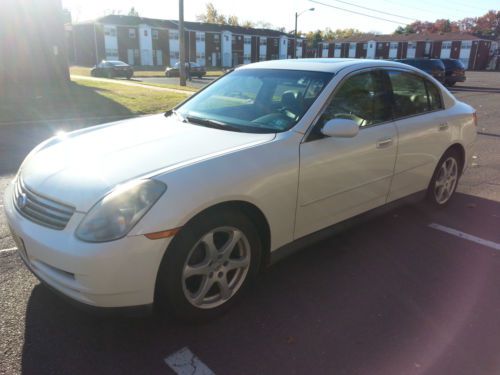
[438,122,449,131]
[376,138,393,149]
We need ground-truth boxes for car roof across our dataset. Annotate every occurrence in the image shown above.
[237,58,418,73]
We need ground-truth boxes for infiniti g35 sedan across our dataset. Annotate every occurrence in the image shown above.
[4,59,476,321]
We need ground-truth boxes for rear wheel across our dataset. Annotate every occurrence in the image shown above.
[155,210,262,322]
[427,149,462,207]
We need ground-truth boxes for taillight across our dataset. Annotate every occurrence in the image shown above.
[472,112,477,127]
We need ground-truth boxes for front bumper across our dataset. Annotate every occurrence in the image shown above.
[4,180,171,309]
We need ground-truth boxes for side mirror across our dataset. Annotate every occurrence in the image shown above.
[320,118,359,138]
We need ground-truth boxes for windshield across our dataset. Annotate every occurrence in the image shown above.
[108,61,128,66]
[174,69,333,133]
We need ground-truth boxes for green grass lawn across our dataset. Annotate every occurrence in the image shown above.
[0,79,188,125]
[70,65,224,78]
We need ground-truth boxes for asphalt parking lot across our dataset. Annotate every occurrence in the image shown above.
[1,72,500,375]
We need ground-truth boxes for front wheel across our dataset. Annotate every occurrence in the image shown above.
[155,210,262,321]
[427,150,462,207]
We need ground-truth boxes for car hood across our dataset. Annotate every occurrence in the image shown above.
[20,114,275,212]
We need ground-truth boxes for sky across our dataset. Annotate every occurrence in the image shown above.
[62,0,499,34]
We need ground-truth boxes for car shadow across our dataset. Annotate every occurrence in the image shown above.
[20,193,500,374]
[450,85,500,94]
[0,81,135,176]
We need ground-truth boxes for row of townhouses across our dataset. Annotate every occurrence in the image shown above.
[309,32,499,70]
[66,15,499,71]
[66,15,305,68]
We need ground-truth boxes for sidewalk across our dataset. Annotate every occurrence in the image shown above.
[71,75,194,95]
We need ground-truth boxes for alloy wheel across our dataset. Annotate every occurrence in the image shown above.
[434,157,458,204]
[182,226,251,309]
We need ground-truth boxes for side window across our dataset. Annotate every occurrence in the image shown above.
[388,71,429,118]
[425,80,443,111]
[320,71,391,128]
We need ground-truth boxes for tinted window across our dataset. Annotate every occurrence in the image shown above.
[442,59,465,70]
[320,70,391,128]
[388,71,429,118]
[425,80,443,111]
[109,61,128,66]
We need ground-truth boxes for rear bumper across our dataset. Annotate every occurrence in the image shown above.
[445,75,466,83]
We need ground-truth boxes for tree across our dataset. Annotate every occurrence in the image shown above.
[227,15,239,26]
[305,30,323,48]
[196,3,227,25]
[393,10,499,38]
[241,20,255,28]
[128,7,139,17]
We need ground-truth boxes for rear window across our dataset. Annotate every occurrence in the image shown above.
[442,59,465,69]
[402,59,444,70]
[388,70,443,118]
[109,61,128,66]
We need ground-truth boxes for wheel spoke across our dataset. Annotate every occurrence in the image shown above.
[220,229,242,260]
[192,276,214,306]
[226,256,250,271]
[436,186,445,201]
[183,263,210,278]
[446,160,456,176]
[201,231,219,260]
[435,178,446,187]
[218,277,231,300]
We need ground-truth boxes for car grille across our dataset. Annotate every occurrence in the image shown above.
[13,178,75,230]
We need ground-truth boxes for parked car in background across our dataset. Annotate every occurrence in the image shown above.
[5,59,476,321]
[165,62,206,78]
[90,60,134,79]
[440,58,466,86]
[394,58,446,83]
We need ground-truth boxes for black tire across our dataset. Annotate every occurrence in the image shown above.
[126,74,132,80]
[155,209,262,322]
[426,149,462,207]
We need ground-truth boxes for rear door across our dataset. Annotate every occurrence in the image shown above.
[295,69,397,238]
[386,69,451,202]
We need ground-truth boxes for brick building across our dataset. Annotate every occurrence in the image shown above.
[1,0,69,85]
[308,32,498,70]
[67,15,305,67]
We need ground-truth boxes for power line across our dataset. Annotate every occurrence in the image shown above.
[324,0,416,21]
[309,0,408,25]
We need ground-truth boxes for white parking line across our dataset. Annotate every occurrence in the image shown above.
[0,247,17,254]
[164,347,215,375]
[429,223,500,251]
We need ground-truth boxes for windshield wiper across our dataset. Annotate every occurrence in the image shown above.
[185,116,242,132]
[165,108,187,122]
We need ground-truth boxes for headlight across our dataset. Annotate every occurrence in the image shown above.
[76,179,166,242]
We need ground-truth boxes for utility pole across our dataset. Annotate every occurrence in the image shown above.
[178,0,186,86]
[294,12,298,59]
[294,8,314,59]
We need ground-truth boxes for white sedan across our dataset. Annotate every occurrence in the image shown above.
[4,59,476,321]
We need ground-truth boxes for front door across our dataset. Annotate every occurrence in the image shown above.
[295,70,397,238]
[127,49,134,66]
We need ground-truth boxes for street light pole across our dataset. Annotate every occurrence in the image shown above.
[178,0,186,86]
[293,8,314,59]
[294,12,298,59]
